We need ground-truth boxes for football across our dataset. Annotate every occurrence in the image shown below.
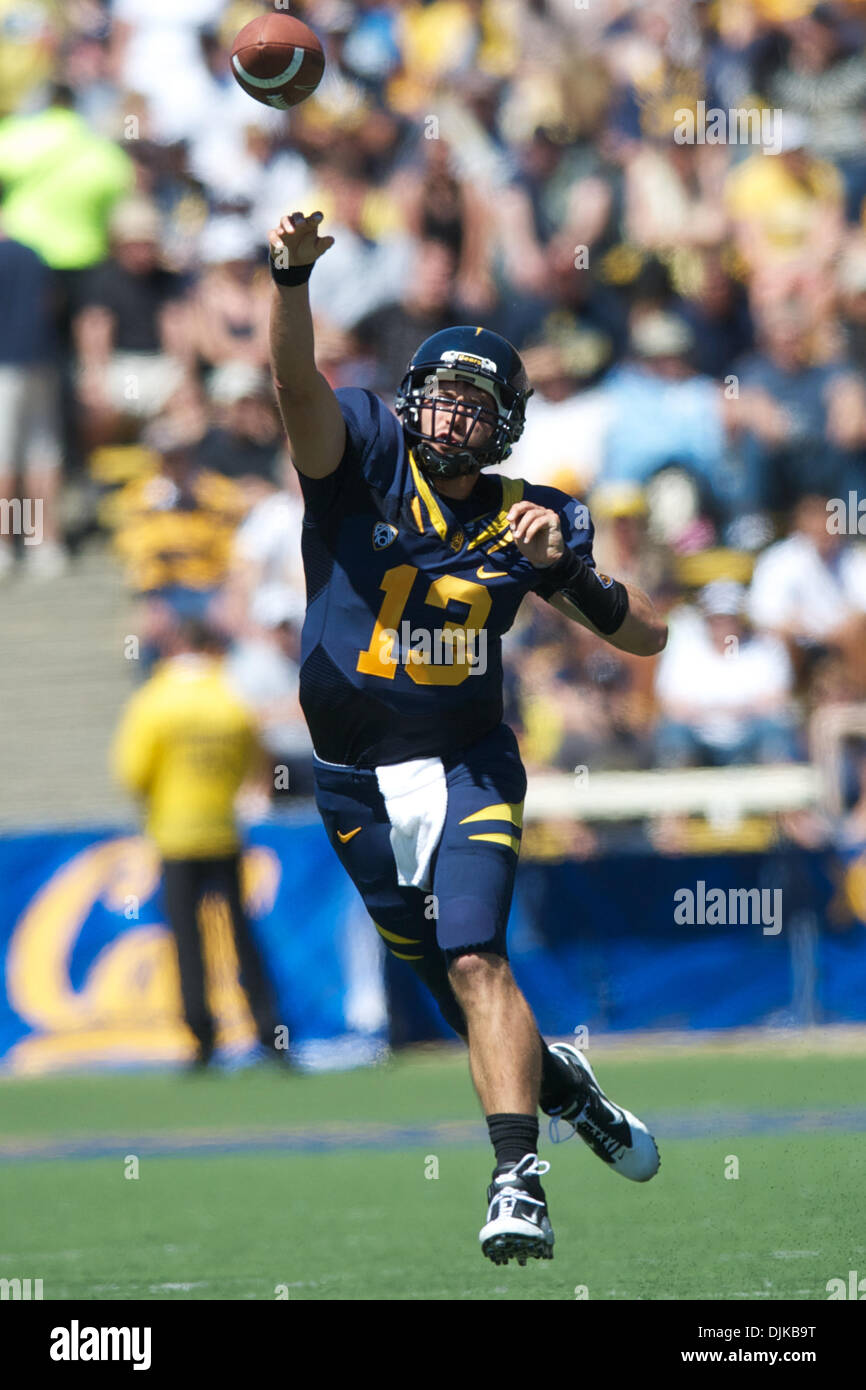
[230,12,325,110]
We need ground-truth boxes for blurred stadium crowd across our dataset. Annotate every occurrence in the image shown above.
[3,0,866,815]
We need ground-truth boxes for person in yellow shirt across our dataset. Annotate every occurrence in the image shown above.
[724,124,844,275]
[108,419,249,674]
[111,618,284,1070]
[0,86,134,271]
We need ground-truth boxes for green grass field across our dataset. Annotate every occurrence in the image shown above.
[1,1042,864,1301]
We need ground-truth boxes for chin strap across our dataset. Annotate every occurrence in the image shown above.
[414,440,484,479]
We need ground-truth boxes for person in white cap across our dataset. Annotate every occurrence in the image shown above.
[655,580,796,766]
[192,216,270,372]
[195,361,285,494]
[74,198,189,443]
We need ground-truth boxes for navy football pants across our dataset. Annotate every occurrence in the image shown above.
[313,723,527,1039]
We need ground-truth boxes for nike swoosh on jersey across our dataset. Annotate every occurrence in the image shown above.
[476,565,509,580]
[337,826,362,843]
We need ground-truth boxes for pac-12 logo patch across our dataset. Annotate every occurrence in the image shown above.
[373,522,398,550]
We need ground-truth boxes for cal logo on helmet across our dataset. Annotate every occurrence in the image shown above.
[440,349,498,374]
[373,522,398,550]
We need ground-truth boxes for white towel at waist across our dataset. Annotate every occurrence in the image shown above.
[375,756,448,890]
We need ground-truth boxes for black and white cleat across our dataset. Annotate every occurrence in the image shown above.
[479,1154,555,1266]
[547,1042,660,1182]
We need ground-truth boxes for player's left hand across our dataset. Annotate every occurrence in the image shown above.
[507,500,565,568]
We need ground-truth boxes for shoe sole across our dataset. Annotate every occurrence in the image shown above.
[481,1232,554,1266]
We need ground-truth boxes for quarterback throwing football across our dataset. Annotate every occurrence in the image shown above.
[269,210,666,1265]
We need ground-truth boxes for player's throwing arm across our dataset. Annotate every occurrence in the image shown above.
[267,211,346,479]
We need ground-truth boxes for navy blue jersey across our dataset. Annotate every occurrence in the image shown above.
[297,388,597,767]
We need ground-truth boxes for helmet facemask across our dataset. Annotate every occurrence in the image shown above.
[398,369,520,479]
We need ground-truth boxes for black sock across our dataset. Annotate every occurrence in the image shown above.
[538,1038,580,1114]
[486,1112,540,1171]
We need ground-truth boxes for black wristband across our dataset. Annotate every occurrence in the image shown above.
[545,549,629,635]
[544,548,584,587]
[270,258,314,287]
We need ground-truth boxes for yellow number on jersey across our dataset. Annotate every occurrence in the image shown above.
[355,564,416,678]
[356,565,492,686]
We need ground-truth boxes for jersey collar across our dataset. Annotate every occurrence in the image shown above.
[408,449,524,556]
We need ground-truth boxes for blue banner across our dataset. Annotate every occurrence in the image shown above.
[1,824,865,1071]
[387,846,866,1041]
[0,824,387,1074]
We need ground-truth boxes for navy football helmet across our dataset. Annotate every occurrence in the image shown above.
[395,326,533,478]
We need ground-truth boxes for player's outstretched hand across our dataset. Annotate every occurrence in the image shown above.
[507,500,565,568]
[269,210,335,270]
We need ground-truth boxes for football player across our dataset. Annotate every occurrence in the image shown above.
[268,210,666,1266]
